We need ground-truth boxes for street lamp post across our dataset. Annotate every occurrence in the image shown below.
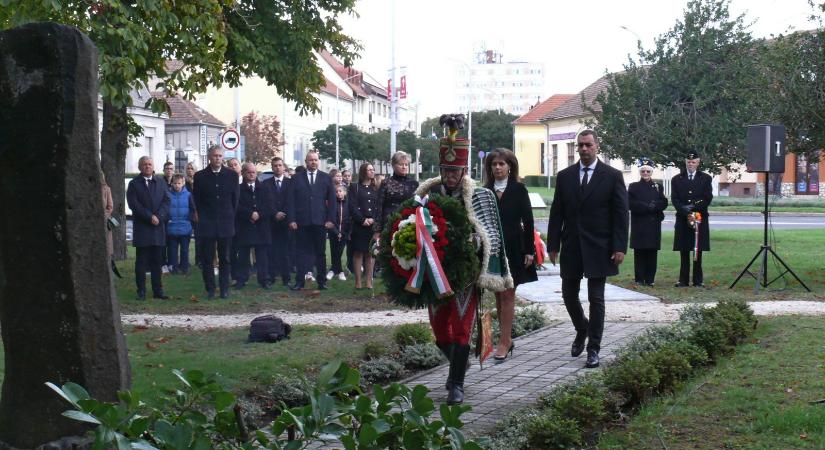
[336,73,360,169]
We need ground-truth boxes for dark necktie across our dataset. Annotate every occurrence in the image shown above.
[581,167,590,190]
[249,183,254,193]
[310,172,315,185]
[689,173,694,181]
[276,179,281,191]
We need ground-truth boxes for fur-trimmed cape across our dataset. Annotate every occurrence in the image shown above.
[416,176,514,292]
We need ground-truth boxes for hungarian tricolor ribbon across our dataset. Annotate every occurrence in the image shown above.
[405,195,453,298]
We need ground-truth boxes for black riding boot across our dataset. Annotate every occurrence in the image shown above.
[438,342,455,390]
[447,344,470,405]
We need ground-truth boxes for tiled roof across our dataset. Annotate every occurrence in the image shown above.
[320,76,354,102]
[512,94,575,125]
[542,75,611,121]
[319,49,369,98]
[152,93,226,126]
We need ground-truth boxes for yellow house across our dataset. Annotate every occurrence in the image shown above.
[512,94,574,176]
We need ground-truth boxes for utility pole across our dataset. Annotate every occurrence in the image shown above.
[389,0,398,158]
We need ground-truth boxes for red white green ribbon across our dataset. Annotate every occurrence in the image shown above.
[405,195,453,298]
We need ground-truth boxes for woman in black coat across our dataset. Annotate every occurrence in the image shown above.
[627,158,668,286]
[373,150,419,238]
[349,162,378,289]
[484,148,538,363]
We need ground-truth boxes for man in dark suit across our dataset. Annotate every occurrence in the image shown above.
[287,150,336,290]
[234,162,274,289]
[192,145,240,299]
[263,156,292,286]
[547,130,629,368]
[671,151,713,287]
[126,156,171,300]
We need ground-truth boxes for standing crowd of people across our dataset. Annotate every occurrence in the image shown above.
[123,145,422,299]
[118,126,713,405]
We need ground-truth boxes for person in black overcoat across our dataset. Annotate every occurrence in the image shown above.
[234,163,274,289]
[127,156,171,300]
[547,130,629,369]
[628,158,668,286]
[671,151,713,287]
[287,151,336,290]
[349,163,378,289]
[483,148,538,363]
[262,157,293,287]
[192,145,240,299]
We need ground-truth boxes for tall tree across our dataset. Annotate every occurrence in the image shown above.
[763,3,825,161]
[311,124,366,169]
[589,0,769,173]
[240,111,282,164]
[469,110,519,152]
[0,0,359,258]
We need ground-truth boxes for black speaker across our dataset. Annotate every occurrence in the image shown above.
[746,124,786,173]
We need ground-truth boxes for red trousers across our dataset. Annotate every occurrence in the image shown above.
[428,289,478,345]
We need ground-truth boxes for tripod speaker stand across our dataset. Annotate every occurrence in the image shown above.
[728,177,811,292]
[730,124,809,291]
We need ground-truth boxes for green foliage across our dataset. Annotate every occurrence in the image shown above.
[265,375,310,410]
[391,223,417,260]
[358,357,404,385]
[398,343,445,370]
[511,307,549,337]
[363,340,392,360]
[604,356,661,407]
[647,345,693,392]
[714,298,758,344]
[393,323,434,347]
[521,175,553,187]
[524,412,583,450]
[547,378,612,432]
[51,361,485,449]
[590,0,769,173]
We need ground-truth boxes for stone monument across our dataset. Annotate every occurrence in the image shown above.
[0,23,131,447]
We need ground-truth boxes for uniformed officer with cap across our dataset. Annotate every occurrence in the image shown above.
[671,151,713,287]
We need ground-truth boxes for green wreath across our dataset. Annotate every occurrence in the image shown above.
[378,194,479,309]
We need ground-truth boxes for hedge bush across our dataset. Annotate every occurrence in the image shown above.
[399,343,445,370]
[363,340,393,360]
[359,357,405,385]
[393,322,434,347]
[486,298,757,449]
[524,412,582,449]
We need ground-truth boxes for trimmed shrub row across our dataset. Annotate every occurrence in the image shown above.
[487,298,758,450]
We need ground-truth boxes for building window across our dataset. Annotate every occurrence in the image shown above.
[567,142,575,166]
[795,153,820,195]
[552,144,558,175]
[540,143,545,175]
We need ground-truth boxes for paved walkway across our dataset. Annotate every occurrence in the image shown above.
[517,264,658,303]
[402,320,655,435]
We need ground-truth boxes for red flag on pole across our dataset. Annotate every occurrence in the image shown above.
[400,75,407,99]
[387,78,392,99]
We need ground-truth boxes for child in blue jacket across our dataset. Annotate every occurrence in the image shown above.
[166,174,195,274]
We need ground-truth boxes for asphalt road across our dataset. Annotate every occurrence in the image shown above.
[127,212,824,242]
[534,212,825,233]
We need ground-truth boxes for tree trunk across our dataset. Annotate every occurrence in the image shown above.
[100,101,129,261]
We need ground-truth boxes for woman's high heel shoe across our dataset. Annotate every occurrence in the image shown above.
[493,343,515,364]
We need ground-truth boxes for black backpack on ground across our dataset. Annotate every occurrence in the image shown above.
[248,315,291,343]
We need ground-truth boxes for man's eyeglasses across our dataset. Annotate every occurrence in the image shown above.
[640,169,652,173]
[576,142,595,148]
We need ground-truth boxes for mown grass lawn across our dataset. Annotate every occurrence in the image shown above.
[115,245,396,314]
[0,324,395,406]
[612,228,825,303]
[598,315,825,449]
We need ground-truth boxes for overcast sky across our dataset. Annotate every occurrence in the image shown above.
[339,0,818,120]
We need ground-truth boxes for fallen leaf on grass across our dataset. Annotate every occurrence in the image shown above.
[133,325,149,332]
[155,337,170,344]
[190,295,199,303]
[145,342,158,351]
[305,290,321,298]
[231,301,241,305]
[277,293,289,298]
[800,434,808,440]
[385,312,395,316]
